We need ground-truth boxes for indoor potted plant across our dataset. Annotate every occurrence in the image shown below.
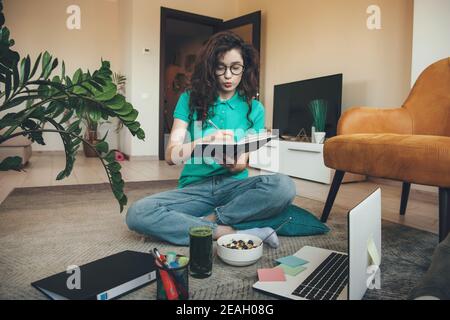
[309,99,328,143]
[0,1,144,212]
[79,73,127,157]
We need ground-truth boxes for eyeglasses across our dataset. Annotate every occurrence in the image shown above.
[214,64,244,76]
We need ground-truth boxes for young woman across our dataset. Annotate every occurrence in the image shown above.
[126,31,296,247]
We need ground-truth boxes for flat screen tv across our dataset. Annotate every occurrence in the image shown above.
[272,74,343,139]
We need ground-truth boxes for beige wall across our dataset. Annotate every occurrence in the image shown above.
[237,0,414,128]
[4,0,121,151]
[3,0,414,156]
[412,0,450,86]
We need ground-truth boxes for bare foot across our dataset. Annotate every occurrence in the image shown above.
[213,225,235,240]
[202,213,217,223]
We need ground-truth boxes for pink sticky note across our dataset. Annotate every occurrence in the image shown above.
[257,268,286,282]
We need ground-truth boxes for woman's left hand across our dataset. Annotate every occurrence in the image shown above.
[219,153,249,173]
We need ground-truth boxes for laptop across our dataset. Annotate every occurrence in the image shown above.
[253,188,382,300]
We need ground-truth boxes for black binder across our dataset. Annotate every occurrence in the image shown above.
[31,250,156,300]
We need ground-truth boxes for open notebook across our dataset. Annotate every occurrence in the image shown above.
[191,131,278,158]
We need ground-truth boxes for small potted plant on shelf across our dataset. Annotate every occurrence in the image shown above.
[309,99,328,144]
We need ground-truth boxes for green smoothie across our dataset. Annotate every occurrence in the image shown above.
[189,226,213,278]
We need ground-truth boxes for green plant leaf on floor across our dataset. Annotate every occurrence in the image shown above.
[0,156,22,171]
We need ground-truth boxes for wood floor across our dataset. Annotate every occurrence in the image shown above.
[0,152,439,235]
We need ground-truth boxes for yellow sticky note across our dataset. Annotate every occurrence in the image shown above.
[367,235,380,266]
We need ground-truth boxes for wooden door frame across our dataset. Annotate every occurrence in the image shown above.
[159,8,262,160]
[159,7,222,160]
[220,11,261,53]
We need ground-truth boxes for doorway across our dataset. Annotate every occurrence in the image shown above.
[159,7,261,160]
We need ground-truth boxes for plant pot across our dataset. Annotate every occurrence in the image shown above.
[83,130,99,157]
[83,139,100,157]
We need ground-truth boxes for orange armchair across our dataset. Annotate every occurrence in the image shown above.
[321,58,450,242]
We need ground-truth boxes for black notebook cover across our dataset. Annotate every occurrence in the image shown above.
[31,250,156,300]
[192,132,277,158]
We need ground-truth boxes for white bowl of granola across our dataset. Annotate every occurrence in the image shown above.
[217,234,263,266]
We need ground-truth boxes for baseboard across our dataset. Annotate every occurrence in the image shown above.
[128,155,159,161]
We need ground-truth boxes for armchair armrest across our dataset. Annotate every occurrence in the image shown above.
[337,106,413,135]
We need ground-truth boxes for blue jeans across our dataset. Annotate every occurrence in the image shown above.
[126,173,296,245]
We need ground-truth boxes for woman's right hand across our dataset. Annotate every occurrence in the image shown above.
[203,130,234,143]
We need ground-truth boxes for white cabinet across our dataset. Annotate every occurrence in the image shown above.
[249,140,365,184]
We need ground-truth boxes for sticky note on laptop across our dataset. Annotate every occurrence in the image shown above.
[275,255,308,267]
[275,264,307,277]
[257,268,286,282]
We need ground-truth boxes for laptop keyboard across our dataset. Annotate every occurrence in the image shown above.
[291,252,348,300]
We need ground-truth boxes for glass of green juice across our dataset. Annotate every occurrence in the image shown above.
[189,226,213,278]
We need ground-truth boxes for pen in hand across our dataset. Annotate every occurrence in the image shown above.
[207,119,220,130]
[206,119,233,143]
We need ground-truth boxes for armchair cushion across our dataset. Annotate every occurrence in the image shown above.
[324,134,450,187]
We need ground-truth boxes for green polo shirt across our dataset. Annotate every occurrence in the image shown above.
[173,91,265,188]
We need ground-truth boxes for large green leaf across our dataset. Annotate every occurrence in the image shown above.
[136,128,145,140]
[40,51,51,78]
[0,156,22,171]
[107,162,121,172]
[8,95,40,109]
[95,141,109,154]
[43,57,58,80]
[124,121,141,133]
[92,81,116,101]
[29,53,42,79]
[19,55,31,86]
[105,94,126,110]
[73,68,82,84]
[67,120,81,133]
[0,113,19,129]
[21,119,45,145]
[88,107,102,122]
[110,172,122,185]
[4,68,11,99]
[61,61,65,79]
[59,109,74,123]
[114,102,133,116]
[104,151,116,163]
[120,109,138,122]
[12,61,19,91]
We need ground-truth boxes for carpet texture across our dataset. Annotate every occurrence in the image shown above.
[0,180,438,300]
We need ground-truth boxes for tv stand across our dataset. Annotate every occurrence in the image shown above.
[249,139,365,184]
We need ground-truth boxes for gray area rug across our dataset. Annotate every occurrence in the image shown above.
[0,180,438,300]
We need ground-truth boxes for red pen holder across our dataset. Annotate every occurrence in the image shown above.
[156,255,189,300]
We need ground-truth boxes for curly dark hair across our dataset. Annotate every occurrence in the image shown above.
[188,31,260,129]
